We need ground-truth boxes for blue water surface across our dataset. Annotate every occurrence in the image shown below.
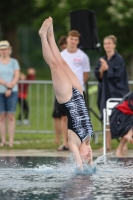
[0,154,133,200]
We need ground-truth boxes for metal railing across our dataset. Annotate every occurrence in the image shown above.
[16,80,102,135]
[16,80,54,133]
[16,80,133,141]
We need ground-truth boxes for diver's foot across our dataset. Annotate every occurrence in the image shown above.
[39,17,51,36]
[47,17,53,36]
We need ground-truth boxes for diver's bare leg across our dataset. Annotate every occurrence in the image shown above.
[47,17,83,95]
[39,18,72,103]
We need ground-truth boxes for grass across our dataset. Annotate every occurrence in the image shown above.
[1,133,133,150]
[16,84,55,132]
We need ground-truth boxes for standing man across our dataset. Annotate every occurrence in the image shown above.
[61,30,91,97]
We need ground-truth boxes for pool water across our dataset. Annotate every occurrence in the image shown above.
[0,155,133,200]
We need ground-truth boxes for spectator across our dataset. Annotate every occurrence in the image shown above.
[52,36,68,150]
[0,40,20,147]
[110,91,133,157]
[17,68,36,125]
[94,35,129,151]
[61,30,91,94]
[58,35,67,51]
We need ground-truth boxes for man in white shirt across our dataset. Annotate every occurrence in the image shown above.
[61,30,91,92]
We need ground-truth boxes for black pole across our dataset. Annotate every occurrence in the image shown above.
[86,81,102,124]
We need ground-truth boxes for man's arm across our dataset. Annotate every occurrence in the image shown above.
[68,131,83,169]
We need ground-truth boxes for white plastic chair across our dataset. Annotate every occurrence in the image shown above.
[103,98,122,155]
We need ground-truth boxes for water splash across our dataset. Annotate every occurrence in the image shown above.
[0,156,133,199]
[34,165,54,172]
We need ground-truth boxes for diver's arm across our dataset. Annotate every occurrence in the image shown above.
[68,140,83,170]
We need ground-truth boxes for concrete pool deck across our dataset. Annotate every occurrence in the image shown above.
[0,149,132,157]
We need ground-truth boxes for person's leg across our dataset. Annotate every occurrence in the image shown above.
[106,126,111,151]
[124,128,133,143]
[58,115,68,150]
[116,137,127,157]
[47,17,83,95]
[54,118,61,144]
[116,128,133,157]
[123,143,128,152]
[23,99,29,119]
[17,98,23,121]
[116,140,128,154]
[61,116,68,147]
[99,125,111,152]
[39,18,73,104]
[7,113,15,147]
[0,94,7,146]
[0,113,6,146]
[23,99,29,125]
[6,92,18,146]
[52,98,62,144]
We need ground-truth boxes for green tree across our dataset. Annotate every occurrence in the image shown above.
[107,0,133,77]
[1,0,132,77]
[107,0,133,26]
[0,0,36,61]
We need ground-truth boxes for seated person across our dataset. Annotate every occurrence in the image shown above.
[110,91,133,157]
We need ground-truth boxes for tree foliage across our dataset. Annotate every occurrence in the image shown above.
[0,0,133,76]
[0,0,36,27]
[107,0,133,26]
[107,0,133,73]
[0,0,37,60]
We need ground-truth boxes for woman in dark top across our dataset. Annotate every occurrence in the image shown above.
[110,91,133,157]
[94,35,129,151]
